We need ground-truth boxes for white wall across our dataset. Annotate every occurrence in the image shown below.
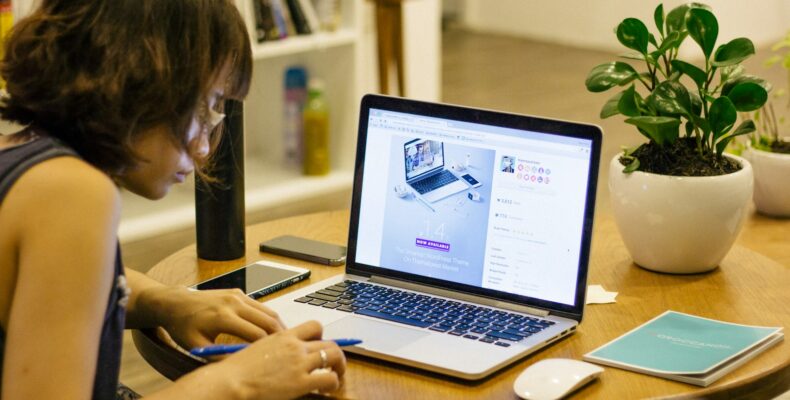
[461,1,790,54]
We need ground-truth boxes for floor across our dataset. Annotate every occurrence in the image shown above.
[120,28,790,398]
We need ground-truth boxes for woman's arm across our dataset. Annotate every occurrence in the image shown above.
[124,268,285,350]
[2,157,120,399]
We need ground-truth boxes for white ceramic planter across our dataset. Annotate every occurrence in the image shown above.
[743,143,790,217]
[608,154,753,274]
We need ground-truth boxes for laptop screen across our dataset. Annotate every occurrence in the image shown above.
[348,96,601,319]
[404,139,445,181]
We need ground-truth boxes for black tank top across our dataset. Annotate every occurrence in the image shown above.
[0,133,128,399]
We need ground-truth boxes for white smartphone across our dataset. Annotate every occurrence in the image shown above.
[461,173,482,188]
[191,261,310,299]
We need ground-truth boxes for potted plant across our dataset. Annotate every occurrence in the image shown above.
[740,32,790,217]
[585,2,769,273]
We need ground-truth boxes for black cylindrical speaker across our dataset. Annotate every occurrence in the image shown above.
[195,99,246,260]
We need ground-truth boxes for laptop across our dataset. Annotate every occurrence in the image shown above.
[403,138,468,203]
[264,94,602,380]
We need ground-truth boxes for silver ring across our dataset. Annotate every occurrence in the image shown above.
[319,349,328,369]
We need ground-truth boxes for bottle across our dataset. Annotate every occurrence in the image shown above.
[283,66,308,166]
[0,0,12,90]
[195,100,246,261]
[303,78,330,175]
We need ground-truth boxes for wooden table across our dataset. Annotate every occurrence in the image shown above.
[139,210,790,399]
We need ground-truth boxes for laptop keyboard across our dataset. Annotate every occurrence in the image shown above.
[294,280,555,347]
[411,170,460,194]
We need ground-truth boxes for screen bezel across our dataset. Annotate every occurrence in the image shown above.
[345,94,602,322]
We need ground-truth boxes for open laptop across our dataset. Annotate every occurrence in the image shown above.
[265,94,602,380]
[403,138,468,203]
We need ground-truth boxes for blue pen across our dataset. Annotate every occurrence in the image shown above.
[190,338,363,357]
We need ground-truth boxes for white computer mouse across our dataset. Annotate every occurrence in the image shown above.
[513,358,603,400]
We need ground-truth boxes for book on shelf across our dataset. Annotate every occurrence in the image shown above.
[297,0,321,34]
[583,310,784,387]
[252,0,280,42]
[286,0,312,35]
[272,0,297,37]
[268,0,290,39]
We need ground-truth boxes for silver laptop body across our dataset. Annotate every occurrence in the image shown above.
[265,95,602,380]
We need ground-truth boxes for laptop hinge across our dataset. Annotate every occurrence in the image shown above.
[368,276,550,318]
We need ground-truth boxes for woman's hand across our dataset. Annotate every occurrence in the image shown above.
[139,285,286,350]
[218,320,347,399]
[147,320,347,400]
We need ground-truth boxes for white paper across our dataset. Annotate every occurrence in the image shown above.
[586,284,618,304]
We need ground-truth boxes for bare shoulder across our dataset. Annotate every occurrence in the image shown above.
[11,155,119,205]
[3,156,121,234]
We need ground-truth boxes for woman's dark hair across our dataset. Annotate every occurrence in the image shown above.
[0,0,252,176]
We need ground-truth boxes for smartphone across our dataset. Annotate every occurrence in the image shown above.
[461,173,482,188]
[191,261,310,299]
[259,235,347,266]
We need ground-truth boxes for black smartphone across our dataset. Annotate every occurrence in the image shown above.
[259,235,347,266]
[191,261,310,299]
[461,173,482,188]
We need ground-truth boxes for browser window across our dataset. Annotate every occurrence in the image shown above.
[356,109,593,306]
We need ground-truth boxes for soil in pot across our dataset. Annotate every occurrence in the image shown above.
[769,140,790,154]
[620,137,740,176]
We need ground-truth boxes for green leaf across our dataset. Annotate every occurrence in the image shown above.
[623,156,641,173]
[670,60,707,87]
[625,116,682,145]
[666,4,691,34]
[648,33,658,48]
[650,80,692,116]
[684,121,695,137]
[600,91,624,119]
[686,8,718,59]
[731,119,756,137]
[689,91,703,116]
[715,120,755,156]
[720,65,744,84]
[617,18,650,54]
[656,31,688,55]
[712,38,755,67]
[721,75,772,97]
[726,82,768,112]
[654,4,665,36]
[709,97,737,140]
[585,62,639,92]
[617,85,642,117]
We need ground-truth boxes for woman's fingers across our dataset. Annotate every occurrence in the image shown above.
[211,316,268,343]
[289,320,323,341]
[304,341,346,375]
[236,304,285,335]
[238,295,286,331]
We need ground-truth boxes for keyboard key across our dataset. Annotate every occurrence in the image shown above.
[355,308,433,328]
[294,297,312,303]
[494,342,511,347]
[502,328,528,337]
[485,330,522,342]
[322,303,340,309]
[337,305,357,312]
[448,330,466,336]
[463,334,479,340]
[479,337,497,344]
[307,299,327,306]
[307,293,339,302]
[429,325,450,332]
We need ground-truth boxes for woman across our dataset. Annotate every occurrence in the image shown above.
[0,1,345,399]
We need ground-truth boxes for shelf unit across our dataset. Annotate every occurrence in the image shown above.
[119,0,368,242]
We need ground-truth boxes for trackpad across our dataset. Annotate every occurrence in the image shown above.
[324,317,430,353]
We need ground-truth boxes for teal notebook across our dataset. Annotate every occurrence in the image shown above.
[583,311,784,386]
